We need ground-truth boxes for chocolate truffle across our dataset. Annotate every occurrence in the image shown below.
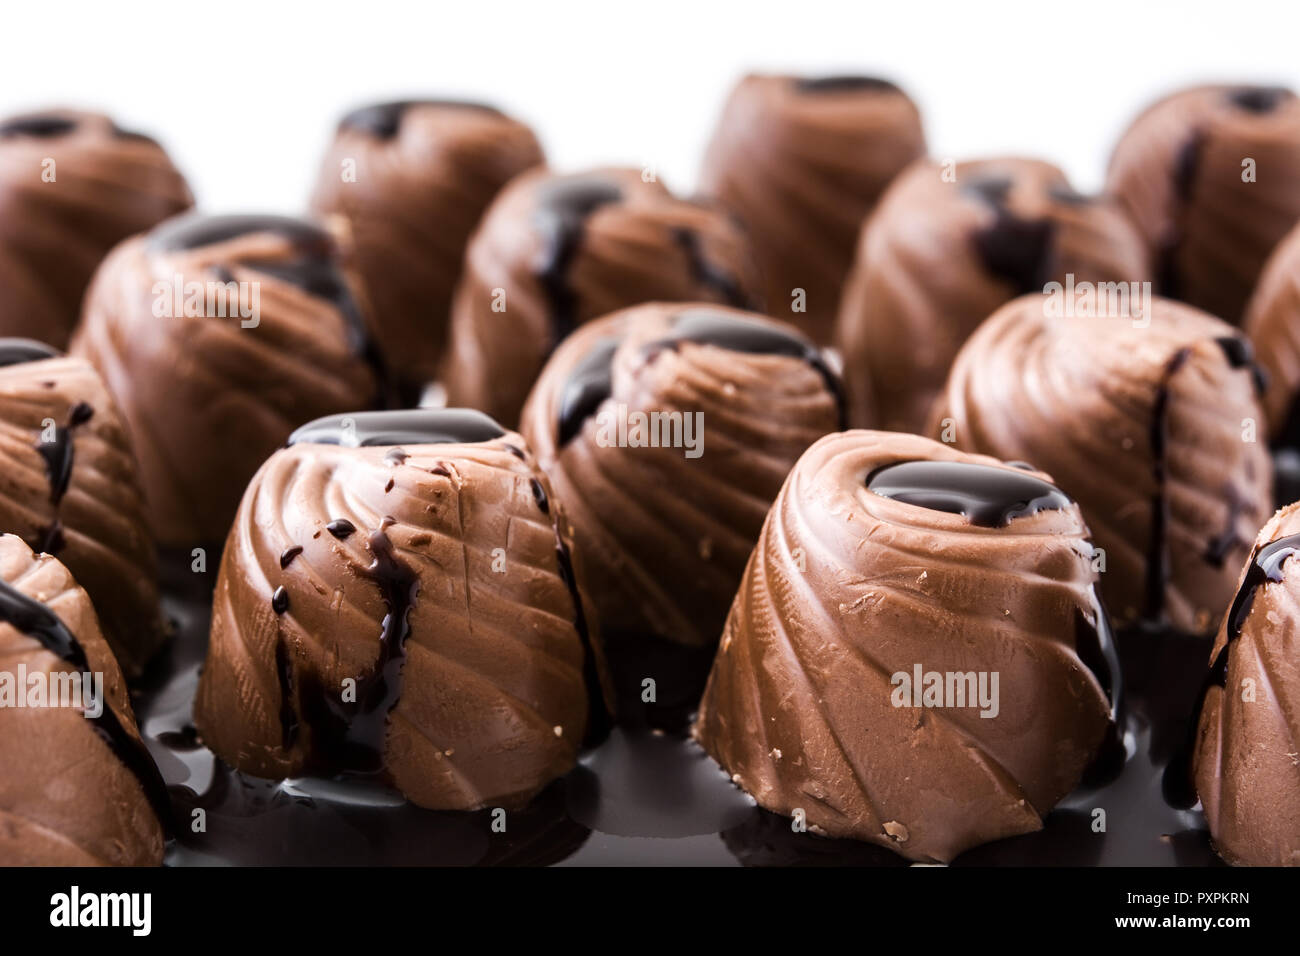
[698,74,926,343]
[310,99,544,394]
[0,109,192,347]
[519,303,843,666]
[1107,84,1300,324]
[0,340,163,674]
[71,213,380,547]
[931,294,1271,636]
[1192,506,1300,866]
[836,158,1151,432]
[441,167,761,426]
[693,431,1115,862]
[0,534,168,865]
[193,409,607,811]
[1243,217,1300,442]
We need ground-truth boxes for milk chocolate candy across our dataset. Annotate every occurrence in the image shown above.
[1244,218,1300,443]
[193,409,608,811]
[311,100,544,394]
[694,431,1115,862]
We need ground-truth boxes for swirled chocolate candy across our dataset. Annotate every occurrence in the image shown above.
[0,340,163,674]
[0,534,168,865]
[1107,84,1300,324]
[441,167,761,426]
[0,109,192,347]
[931,294,1271,636]
[694,431,1116,862]
[310,100,544,395]
[698,74,926,344]
[193,409,608,811]
[519,303,842,717]
[1244,218,1300,442]
[1191,506,1300,866]
[835,157,1150,431]
[71,213,380,547]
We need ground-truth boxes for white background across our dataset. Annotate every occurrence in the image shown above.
[3,0,1299,212]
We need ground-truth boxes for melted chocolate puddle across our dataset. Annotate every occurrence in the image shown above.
[289,408,506,448]
[0,580,173,829]
[866,459,1071,527]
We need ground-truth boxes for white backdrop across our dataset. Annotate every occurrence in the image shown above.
[4,0,1299,212]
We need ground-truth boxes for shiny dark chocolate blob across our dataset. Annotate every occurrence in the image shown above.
[289,409,506,449]
[338,99,497,139]
[794,75,900,94]
[0,578,172,828]
[965,175,1056,294]
[0,113,77,138]
[271,586,290,615]
[35,401,94,508]
[534,175,624,343]
[325,519,356,540]
[279,546,303,569]
[1227,86,1291,114]
[557,337,620,447]
[0,338,60,367]
[866,459,1071,527]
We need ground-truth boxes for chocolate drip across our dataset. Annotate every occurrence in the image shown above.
[34,401,94,508]
[865,459,1071,528]
[293,521,420,774]
[326,519,356,540]
[1158,134,1205,299]
[557,337,619,447]
[1214,335,1268,395]
[1227,86,1291,114]
[534,175,624,343]
[553,527,610,744]
[645,308,845,426]
[794,75,900,94]
[0,578,172,827]
[0,113,76,138]
[672,228,755,310]
[274,639,298,750]
[1146,348,1192,622]
[338,99,497,138]
[0,338,59,367]
[289,409,506,448]
[1164,532,1300,807]
[531,478,550,515]
[966,177,1056,294]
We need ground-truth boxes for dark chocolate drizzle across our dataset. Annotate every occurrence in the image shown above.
[534,175,625,344]
[289,409,506,448]
[793,75,900,94]
[557,337,620,447]
[865,459,1071,528]
[338,99,497,138]
[0,113,77,139]
[0,578,172,828]
[1226,85,1292,114]
[965,175,1056,293]
[531,478,550,515]
[671,228,755,310]
[0,338,60,367]
[34,400,94,552]
[1146,348,1192,622]
[1213,335,1268,396]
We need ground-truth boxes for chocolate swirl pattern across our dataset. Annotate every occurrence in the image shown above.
[441,167,761,426]
[0,344,163,675]
[1192,506,1300,866]
[70,214,380,547]
[0,535,166,865]
[931,294,1271,636]
[835,157,1151,432]
[311,100,544,393]
[1107,84,1300,324]
[693,432,1114,863]
[698,74,927,344]
[519,303,843,660]
[194,410,605,811]
[0,109,193,347]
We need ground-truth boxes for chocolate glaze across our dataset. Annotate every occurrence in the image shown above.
[556,337,619,447]
[0,579,171,828]
[289,409,506,448]
[0,338,59,367]
[866,459,1071,527]
[338,99,497,138]
[534,175,624,342]
[0,113,77,138]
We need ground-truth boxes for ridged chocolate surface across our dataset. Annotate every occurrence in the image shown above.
[693,431,1113,862]
[1193,505,1300,866]
[311,99,544,391]
[193,414,604,811]
[836,157,1150,432]
[1107,84,1300,324]
[441,167,761,426]
[931,294,1271,636]
[0,535,164,865]
[698,74,926,344]
[0,346,162,674]
[0,109,192,347]
[519,303,842,652]
[1244,218,1300,441]
[71,214,379,546]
